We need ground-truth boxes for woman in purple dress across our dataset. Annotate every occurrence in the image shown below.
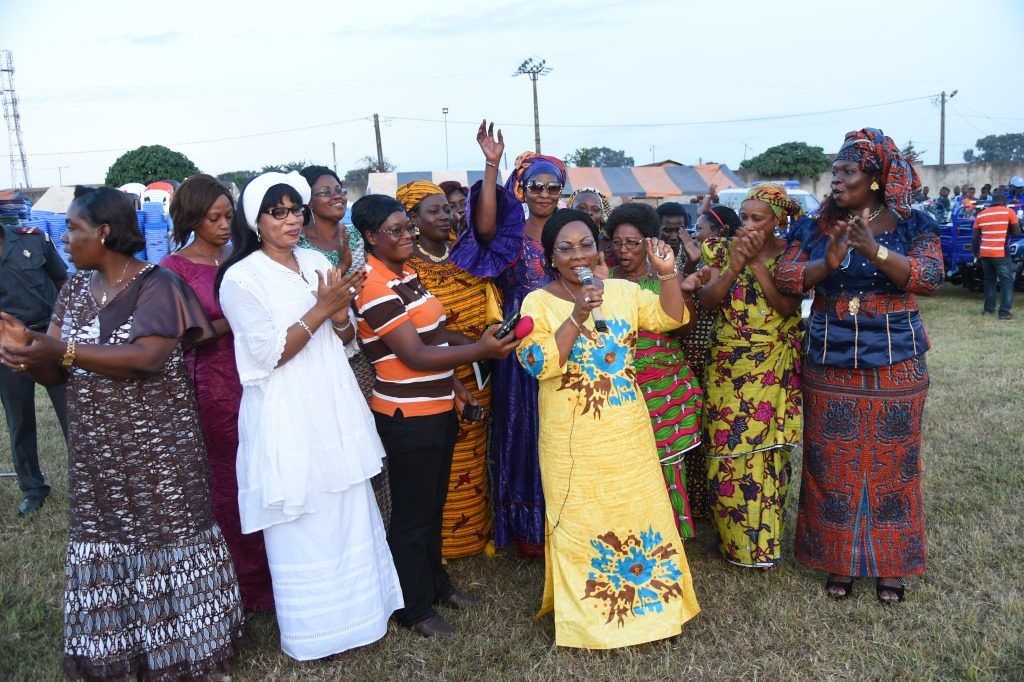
[162,174,274,611]
[449,121,562,556]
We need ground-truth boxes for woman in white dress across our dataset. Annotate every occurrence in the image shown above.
[216,172,403,660]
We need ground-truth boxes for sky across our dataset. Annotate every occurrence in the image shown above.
[1,0,1022,188]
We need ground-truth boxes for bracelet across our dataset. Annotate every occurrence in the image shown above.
[296,319,314,339]
[59,338,76,369]
[332,317,352,333]
[485,161,498,169]
[657,270,678,281]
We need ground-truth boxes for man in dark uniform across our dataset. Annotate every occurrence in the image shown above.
[0,222,69,515]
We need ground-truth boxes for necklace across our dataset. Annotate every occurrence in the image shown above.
[292,251,308,284]
[559,276,579,301]
[849,205,886,223]
[416,241,450,263]
[619,263,652,283]
[96,259,133,307]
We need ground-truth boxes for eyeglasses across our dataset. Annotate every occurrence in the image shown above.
[263,205,306,220]
[553,239,597,255]
[311,186,347,198]
[524,181,563,196]
[376,224,419,238]
[611,237,644,250]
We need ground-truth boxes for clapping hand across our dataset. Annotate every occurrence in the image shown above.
[315,267,366,320]
[823,220,851,270]
[680,229,701,265]
[680,267,711,293]
[477,120,504,167]
[846,207,879,258]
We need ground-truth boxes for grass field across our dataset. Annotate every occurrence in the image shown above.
[1,286,1022,681]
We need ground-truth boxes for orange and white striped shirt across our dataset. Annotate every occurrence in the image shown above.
[974,205,1019,258]
[356,254,454,417]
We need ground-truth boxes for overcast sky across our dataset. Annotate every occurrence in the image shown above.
[2,0,1022,187]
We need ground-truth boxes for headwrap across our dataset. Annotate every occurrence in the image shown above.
[742,183,802,225]
[396,180,445,213]
[567,186,613,223]
[835,127,921,219]
[504,151,566,202]
[242,171,311,231]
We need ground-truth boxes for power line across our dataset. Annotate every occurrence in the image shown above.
[0,94,940,159]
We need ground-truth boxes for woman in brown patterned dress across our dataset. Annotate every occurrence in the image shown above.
[0,187,243,680]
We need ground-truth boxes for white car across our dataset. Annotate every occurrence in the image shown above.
[715,181,821,216]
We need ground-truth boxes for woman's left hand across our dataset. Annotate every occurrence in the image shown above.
[0,323,64,373]
[646,237,676,276]
[846,208,878,257]
[680,230,701,265]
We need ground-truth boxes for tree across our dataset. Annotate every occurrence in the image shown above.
[216,170,258,188]
[565,147,635,167]
[961,133,1024,163]
[260,160,308,173]
[901,140,924,166]
[739,141,829,179]
[344,155,396,193]
[105,145,200,186]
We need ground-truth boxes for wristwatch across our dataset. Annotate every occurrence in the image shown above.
[873,245,889,265]
[60,338,76,369]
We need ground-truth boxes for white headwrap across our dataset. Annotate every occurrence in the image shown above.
[242,171,312,231]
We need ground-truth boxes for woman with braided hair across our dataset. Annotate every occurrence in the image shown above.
[775,128,943,603]
[696,183,803,570]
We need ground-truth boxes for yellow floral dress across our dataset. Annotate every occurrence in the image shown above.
[516,279,700,649]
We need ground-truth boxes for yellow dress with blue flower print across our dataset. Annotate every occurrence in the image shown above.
[517,279,701,649]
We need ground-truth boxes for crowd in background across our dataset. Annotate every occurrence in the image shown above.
[0,125,950,678]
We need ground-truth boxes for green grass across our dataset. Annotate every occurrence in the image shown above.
[2,287,1022,681]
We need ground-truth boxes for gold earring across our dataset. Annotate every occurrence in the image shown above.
[870,181,880,191]
[100,237,106,246]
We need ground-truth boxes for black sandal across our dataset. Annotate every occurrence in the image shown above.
[824,575,855,600]
[875,578,906,604]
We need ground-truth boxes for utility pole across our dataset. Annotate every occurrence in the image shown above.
[331,142,337,174]
[373,113,385,172]
[56,165,69,185]
[0,50,30,188]
[650,146,656,163]
[939,89,957,165]
[514,58,551,153]
[442,107,449,169]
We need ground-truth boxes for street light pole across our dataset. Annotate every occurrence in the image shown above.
[442,107,449,170]
[939,89,958,165]
[514,58,552,153]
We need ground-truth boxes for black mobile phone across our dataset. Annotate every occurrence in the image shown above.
[494,310,521,339]
[462,404,486,422]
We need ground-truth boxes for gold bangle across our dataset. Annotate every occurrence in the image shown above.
[657,270,678,281]
[485,161,498,169]
[59,338,76,369]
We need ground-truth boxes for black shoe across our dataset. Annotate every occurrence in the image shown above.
[825,575,855,600]
[875,577,906,604]
[409,614,457,639]
[982,309,995,315]
[437,588,479,610]
[18,497,45,516]
[999,313,1014,320]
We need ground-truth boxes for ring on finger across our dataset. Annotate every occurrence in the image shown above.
[584,296,591,303]
[348,286,356,295]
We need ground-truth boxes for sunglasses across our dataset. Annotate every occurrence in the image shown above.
[263,205,306,220]
[524,181,563,196]
[611,238,645,250]
[377,225,420,238]
[311,186,347,198]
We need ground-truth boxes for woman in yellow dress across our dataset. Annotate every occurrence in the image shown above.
[516,208,700,649]
[696,184,803,569]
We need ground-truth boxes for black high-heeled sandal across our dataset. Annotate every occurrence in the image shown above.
[824,575,855,600]
[875,577,906,604]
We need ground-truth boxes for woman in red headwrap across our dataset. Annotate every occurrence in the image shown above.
[775,128,944,603]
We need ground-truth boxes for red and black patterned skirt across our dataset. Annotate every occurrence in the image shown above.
[794,355,929,577]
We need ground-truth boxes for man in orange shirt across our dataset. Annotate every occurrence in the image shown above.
[972,190,1021,319]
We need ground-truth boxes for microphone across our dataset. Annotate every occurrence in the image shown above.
[576,266,608,333]
[513,315,534,339]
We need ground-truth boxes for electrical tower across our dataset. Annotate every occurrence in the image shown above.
[1,50,31,188]
[513,58,551,154]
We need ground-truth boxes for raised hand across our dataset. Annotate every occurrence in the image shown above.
[315,266,365,319]
[823,220,851,270]
[476,119,504,166]
[680,229,702,264]
[846,207,879,258]
[729,230,757,273]
[645,237,676,275]
[680,267,711,293]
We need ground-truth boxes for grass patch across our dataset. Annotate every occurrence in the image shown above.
[1,286,1021,681]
